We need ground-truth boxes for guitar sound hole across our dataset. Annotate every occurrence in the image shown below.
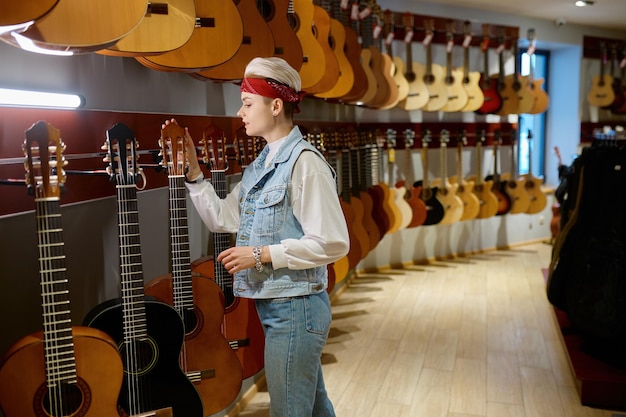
[182,306,202,338]
[120,338,158,376]
[36,379,90,417]
[424,74,435,85]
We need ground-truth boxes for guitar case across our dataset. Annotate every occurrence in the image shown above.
[547,144,626,363]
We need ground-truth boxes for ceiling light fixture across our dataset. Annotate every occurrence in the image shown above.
[575,0,595,6]
[0,88,84,109]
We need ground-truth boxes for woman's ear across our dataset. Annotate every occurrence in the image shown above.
[272,98,284,116]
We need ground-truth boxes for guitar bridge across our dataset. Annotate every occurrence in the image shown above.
[186,369,216,383]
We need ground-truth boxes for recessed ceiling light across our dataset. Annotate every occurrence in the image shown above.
[575,0,595,6]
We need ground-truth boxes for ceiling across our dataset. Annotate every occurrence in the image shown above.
[420,0,626,31]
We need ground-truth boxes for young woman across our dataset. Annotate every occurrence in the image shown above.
[174,56,349,417]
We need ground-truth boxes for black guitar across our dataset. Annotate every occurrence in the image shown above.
[414,130,445,225]
[83,123,204,417]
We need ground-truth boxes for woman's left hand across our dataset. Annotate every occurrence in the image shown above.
[217,246,257,274]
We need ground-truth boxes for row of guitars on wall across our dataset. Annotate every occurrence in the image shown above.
[0,121,264,417]
[301,125,547,286]
[0,0,549,114]
[587,41,626,114]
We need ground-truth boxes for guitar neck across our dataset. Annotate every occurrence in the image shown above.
[210,168,235,305]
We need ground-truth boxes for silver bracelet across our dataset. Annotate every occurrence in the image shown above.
[252,245,263,272]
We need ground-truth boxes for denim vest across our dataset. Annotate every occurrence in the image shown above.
[233,127,333,299]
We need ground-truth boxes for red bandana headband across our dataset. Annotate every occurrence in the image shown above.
[240,77,306,113]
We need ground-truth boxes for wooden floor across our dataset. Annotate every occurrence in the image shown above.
[233,242,621,417]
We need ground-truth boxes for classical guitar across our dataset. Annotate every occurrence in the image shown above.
[332,0,369,103]
[421,19,448,112]
[83,123,204,417]
[470,131,498,219]
[503,129,531,214]
[475,25,503,115]
[364,130,395,238]
[397,12,429,111]
[380,8,410,109]
[522,129,547,214]
[0,121,124,417]
[386,129,413,230]
[374,131,403,233]
[430,130,464,224]
[587,41,615,107]
[193,0,276,81]
[305,1,341,95]
[314,0,355,99]
[485,131,512,215]
[526,29,549,114]
[510,38,535,114]
[143,123,244,415]
[0,0,58,26]
[448,130,480,221]
[493,30,519,116]
[441,23,469,112]
[98,0,196,57]
[397,129,427,228]
[347,133,374,257]
[414,130,445,226]
[191,130,266,379]
[1,0,147,54]
[369,1,399,109]
[256,0,304,71]
[288,0,327,90]
[135,1,244,71]
[459,21,485,112]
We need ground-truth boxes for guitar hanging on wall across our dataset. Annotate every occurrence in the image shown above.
[0,121,124,417]
[83,122,204,417]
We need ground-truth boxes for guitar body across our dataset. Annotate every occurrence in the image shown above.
[377,52,400,108]
[136,1,243,71]
[291,0,327,90]
[305,5,340,94]
[84,299,204,417]
[471,180,499,219]
[364,47,393,108]
[359,189,381,251]
[495,75,520,116]
[491,180,512,215]
[144,274,244,414]
[414,182,445,226]
[503,176,531,214]
[340,199,363,270]
[98,0,196,57]
[433,182,463,224]
[315,17,355,99]
[339,23,369,102]
[0,0,58,26]
[587,74,615,108]
[398,61,429,110]
[0,327,122,417]
[529,78,549,114]
[460,70,484,112]
[193,0,276,81]
[514,75,536,114]
[355,48,380,105]
[455,180,480,221]
[367,183,393,238]
[189,257,266,378]
[383,184,403,234]
[348,195,372,259]
[522,174,547,214]
[400,182,428,228]
[257,0,304,71]
[441,67,469,112]
[392,184,414,230]
[2,0,147,53]
[388,55,410,106]
[475,75,503,114]
[422,63,448,112]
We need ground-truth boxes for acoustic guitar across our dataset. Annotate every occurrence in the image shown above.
[0,0,58,26]
[448,130,480,221]
[459,21,485,112]
[0,121,124,417]
[522,129,547,214]
[364,130,396,238]
[503,129,531,214]
[386,129,414,230]
[191,129,266,379]
[314,0,355,99]
[289,0,331,92]
[397,12,429,111]
[256,0,304,71]
[143,123,244,415]
[470,131,498,219]
[193,0,276,81]
[397,129,427,228]
[485,131,512,215]
[430,130,464,224]
[510,38,535,114]
[1,0,147,54]
[83,123,204,417]
[475,25,503,115]
[441,23,469,112]
[421,19,448,112]
[369,1,399,109]
[380,9,410,109]
[135,1,244,71]
[414,130,445,226]
[493,30,520,116]
[526,29,549,114]
[98,0,196,57]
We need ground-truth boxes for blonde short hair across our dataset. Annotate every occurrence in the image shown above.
[244,57,302,93]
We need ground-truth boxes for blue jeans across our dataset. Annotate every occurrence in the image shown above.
[255,291,336,417]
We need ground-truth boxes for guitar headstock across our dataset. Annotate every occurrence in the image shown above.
[385,128,397,149]
[481,24,491,51]
[403,129,415,149]
[402,12,414,42]
[459,129,469,147]
[159,121,187,177]
[203,130,229,173]
[234,128,255,170]
[421,129,432,149]
[103,123,142,187]
[462,21,472,47]
[440,129,450,147]
[23,121,67,198]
